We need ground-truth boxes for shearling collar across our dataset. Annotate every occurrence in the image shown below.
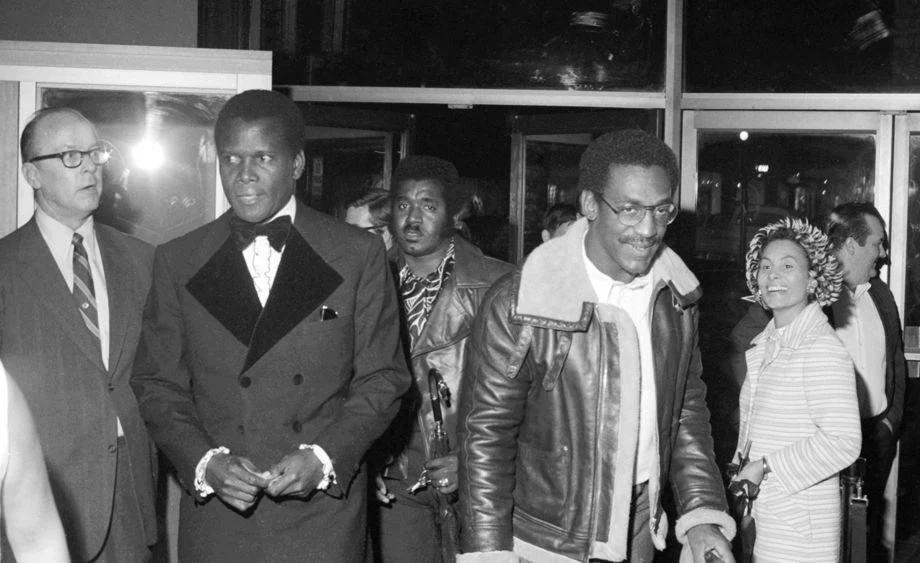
[514,217,701,326]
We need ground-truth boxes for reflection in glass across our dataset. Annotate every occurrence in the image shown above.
[686,2,906,93]
[904,135,920,329]
[691,131,876,467]
[275,0,665,90]
[299,136,391,217]
[522,139,585,256]
[41,88,229,245]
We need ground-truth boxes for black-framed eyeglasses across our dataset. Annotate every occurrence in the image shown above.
[596,193,678,227]
[27,147,111,169]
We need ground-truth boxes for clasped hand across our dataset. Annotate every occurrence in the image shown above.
[206,449,325,513]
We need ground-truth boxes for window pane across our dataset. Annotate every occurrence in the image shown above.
[41,88,228,245]
[267,0,666,90]
[904,134,920,334]
[523,138,586,256]
[690,130,876,466]
[299,136,391,217]
[686,2,920,93]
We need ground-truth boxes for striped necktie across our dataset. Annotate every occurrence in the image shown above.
[72,233,101,347]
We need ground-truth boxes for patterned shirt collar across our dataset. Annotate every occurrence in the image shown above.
[398,239,456,347]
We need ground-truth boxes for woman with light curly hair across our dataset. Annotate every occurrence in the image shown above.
[730,217,861,562]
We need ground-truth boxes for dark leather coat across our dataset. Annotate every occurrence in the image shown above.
[457,221,731,561]
[383,235,512,481]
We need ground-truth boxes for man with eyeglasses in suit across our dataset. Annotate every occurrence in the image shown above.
[457,130,735,563]
[0,107,157,562]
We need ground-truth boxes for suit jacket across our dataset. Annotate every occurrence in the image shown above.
[131,202,410,562]
[0,219,157,561]
[827,277,908,437]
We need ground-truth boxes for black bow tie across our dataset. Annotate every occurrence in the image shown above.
[229,215,292,251]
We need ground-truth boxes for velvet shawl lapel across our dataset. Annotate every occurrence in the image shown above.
[14,220,107,375]
[186,207,344,374]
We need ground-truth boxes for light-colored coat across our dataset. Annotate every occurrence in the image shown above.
[738,301,861,562]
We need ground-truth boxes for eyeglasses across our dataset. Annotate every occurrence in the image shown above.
[27,147,111,169]
[596,193,677,227]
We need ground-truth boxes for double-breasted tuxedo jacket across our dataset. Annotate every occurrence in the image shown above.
[0,219,157,561]
[131,202,410,562]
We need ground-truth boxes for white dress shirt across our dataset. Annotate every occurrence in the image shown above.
[582,236,657,485]
[240,197,297,306]
[832,283,887,418]
[35,207,120,435]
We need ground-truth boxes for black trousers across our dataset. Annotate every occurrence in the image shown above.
[861,416,897,561]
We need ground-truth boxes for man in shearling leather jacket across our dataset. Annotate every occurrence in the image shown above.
[457,130,735,563]
[371,156,513,562]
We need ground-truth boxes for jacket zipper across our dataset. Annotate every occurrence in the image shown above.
[587,307,605,561]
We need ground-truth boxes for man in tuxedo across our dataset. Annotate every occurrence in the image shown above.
[131,89,410,562]
[0,107,157,561]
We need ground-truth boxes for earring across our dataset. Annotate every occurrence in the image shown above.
[807,280,818,294]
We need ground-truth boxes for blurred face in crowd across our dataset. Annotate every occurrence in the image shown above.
[839,213,887,289]
[756,238,811,328]
[345,204,393,250]
[581,164,672,283]
[22,112,103,230]
[218,117,304,223]
[542,219,576,242]
[393,179,452,259]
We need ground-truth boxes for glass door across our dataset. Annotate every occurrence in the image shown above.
[893,113,920,557]
[680,110,892,468]
[296,104,414,216]
[509,110,661,263]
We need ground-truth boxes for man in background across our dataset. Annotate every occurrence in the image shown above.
[827,201,907,561]
[371,155,511,561]
[540,202,579,242]
[344,187,394,250]
[131,90,409,562]
[0,107,157,561]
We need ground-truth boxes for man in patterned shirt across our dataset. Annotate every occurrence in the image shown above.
[370,156,512,562]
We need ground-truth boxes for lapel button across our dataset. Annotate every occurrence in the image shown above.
[239,376,252,388]
[292,420,302,433]
[292,374,303,385]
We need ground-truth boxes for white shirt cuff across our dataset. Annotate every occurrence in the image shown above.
[299,444,336,490]
[194,446,230,497]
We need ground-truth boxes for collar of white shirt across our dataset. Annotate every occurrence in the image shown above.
[35,206,97,273]
[581,231,653,304]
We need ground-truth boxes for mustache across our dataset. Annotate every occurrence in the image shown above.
[619,235,661,247]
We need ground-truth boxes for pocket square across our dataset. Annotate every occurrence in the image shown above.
[320,306,337,321]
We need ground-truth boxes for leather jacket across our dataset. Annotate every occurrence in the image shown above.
[382,236,512,481]
[457,219,732,560]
